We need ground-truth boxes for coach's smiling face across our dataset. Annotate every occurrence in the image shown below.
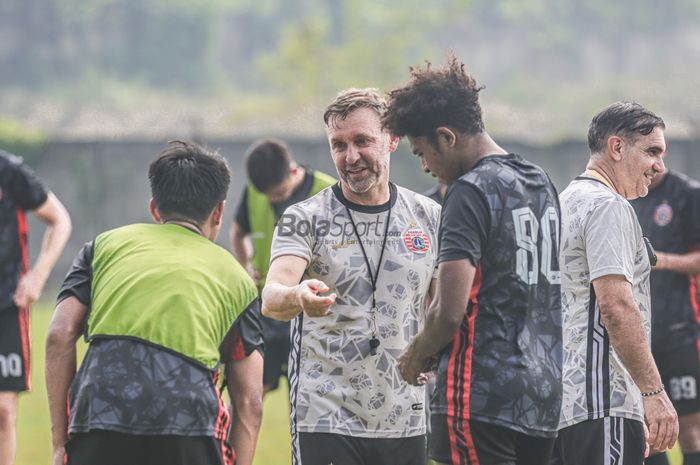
[327,107,398,203]
[614,126,666,200]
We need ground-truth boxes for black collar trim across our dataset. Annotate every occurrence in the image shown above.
[332,182,397,213]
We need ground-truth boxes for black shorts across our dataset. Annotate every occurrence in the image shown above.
[654,340,700,415]
[550,417,645,465]
[295,432,426,465]
[0,306,31,392]
[261,317,290,390]
[430,414,555,465]
[65,430,232,465]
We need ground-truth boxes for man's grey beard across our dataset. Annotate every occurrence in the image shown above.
[343,169,386,194]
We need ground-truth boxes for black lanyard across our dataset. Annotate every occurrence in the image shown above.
[344,203,392,355]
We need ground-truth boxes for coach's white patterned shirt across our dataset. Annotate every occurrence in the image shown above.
[558,178,651,428]
[271,183,440,438]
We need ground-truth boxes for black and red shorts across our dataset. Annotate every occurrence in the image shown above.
[0,305,31,392]
[430,414,555,465]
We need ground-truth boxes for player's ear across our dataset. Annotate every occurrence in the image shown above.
[387,133,400,153]
[211,200,225,226]
[436,127,457,149]
[149,199,162,223]
[607,135,625,161]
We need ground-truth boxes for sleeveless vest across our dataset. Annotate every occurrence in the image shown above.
[247,171,335,289]
[88,223,258,369]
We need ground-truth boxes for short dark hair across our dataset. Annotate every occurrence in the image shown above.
[245,139,292,193]
[148,140,230,224]
[588,102,666,154]
[323,88,386,128]
[383,54,485,141]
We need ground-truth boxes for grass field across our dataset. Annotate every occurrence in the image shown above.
[16,303,292,465]
[16,303,682,465]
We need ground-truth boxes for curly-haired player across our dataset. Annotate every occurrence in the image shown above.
[386,56,563,465]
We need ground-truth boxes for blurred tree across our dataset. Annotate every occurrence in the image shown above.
[0,0,698,137]
[0,0,223,90]
[0,117,47,162]
[253,0,474,102]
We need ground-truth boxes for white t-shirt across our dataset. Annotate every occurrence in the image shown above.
[558,177,651,428]
[271,183,440,438]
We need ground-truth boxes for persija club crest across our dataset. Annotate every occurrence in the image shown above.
[404,228,430,253]
[653,203,673,227]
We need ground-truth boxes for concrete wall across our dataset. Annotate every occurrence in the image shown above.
[22,137,700,289]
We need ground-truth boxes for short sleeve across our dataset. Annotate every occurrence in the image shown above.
[221,298,263,361]
[584,200,637,283]
[438,180,490,267]
[270,203,314,264]
[57,241,94,305]
[7,158,48,210]
[234,187,251,234]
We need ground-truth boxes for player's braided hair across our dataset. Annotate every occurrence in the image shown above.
[383,54,485,141]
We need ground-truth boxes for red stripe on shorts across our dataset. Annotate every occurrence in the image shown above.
[447,264,482,465]
[213,369,233,465]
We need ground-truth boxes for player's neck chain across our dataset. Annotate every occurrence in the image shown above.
[163,219,204,236]
[344,203,392,356]
[582,169,617,194]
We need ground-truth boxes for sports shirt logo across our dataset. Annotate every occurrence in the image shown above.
[653,203,673,227]
[403,228,430,253]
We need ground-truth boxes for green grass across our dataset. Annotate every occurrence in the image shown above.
[16,303,292,465]
[15,303,682,465]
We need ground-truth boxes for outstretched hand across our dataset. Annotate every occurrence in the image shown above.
[296,279,336,317]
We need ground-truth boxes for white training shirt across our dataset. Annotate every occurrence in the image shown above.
[271,183,440,438]
[558,178,651,428]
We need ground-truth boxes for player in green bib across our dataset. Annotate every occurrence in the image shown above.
[46,141,259,465]
[231,139,334,395]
